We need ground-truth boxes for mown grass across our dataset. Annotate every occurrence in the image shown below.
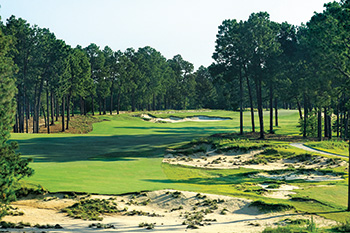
[10,109,350,224]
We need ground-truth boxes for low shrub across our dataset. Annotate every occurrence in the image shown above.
[62,199,118,221]
[333,220,350,232]
[250,200,294,212]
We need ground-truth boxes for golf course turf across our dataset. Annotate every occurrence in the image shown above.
[10,109,350,223]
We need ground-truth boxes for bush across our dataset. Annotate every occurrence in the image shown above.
[62,198,118,221]
[250,200,294,212]
[333,220,350,232]
[298,113,317,137]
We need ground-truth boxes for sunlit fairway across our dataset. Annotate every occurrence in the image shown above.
[11,109,299,194]
[10,109,350,223]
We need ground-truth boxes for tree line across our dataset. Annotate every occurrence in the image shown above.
[211,1,350,140]
[2,1,350,140]
[2,16,220,134]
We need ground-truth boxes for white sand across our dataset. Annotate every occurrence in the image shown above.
[254,172,343,182]
[163,145,344,171]
[140,114,230,123]
[2,190,336,233]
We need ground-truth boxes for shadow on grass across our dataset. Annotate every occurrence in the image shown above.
[11,124,236,163]
[144,170,264,186]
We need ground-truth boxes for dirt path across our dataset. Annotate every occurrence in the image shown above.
[290,143,347,158]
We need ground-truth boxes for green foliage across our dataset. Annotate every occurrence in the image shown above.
[305,140,349,156]
[267,183,281,189]
[62,198,119,221]
[298,114,318,137]
[0,24,16,146]
[66,115,103,134]
[138,222,155,229]
[333,220,350,232]
[263,217,323,233]
[205,136,269,152]
[89,223,115,229]
[250,200,294,212]
[0,24,34,219]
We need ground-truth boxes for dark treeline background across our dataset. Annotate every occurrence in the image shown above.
[2,0,350,140]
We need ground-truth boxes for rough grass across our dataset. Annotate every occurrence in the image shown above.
[37,115,103,134]
[62,199,119,220]
[250,200,295,212]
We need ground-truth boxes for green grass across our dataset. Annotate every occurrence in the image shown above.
[10,110,300,194]
[12,109,350,223]
[305,140,349,157]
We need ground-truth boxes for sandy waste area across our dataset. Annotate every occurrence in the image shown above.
[140,114,231,123]
[2,190,336,233]
[163,144,347,172]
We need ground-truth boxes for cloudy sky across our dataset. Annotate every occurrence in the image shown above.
[1,0,330,69]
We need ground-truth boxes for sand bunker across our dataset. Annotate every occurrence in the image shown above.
[253,171,343,182]
[164,148,264,169]
[2,190,335,233]
[164,144,345,171]
[140,114,231,123]
[259,184,300,199]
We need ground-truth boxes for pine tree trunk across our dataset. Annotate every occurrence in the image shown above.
[132,93,135,112]
[66,95,71,130]
[50,90,54,125]
[296,97,303,120]
[99,98,102,115]
[340,112,345,139]
[72,100,75,117]
[18,92,23,133]
[21,94,25,133]
[336,105,340,138]
[103,98,106,115]
[14,95,20,133]
[14,113,19,133]
[91,95,95,116]
[318,109,322,141]
[255,79,264,139]
[324,107,328,138]
[117,91,121,115]
[55,95,59,122]
[345,112,349,139]
[303,94,308,138]
[80,96,84,115]
[35,79,44,133]
[84,98,87,115]
[348,135,350,211]
[46,88,50,134]
[25,93,29,133]
[269,83,273,134]
[245,74,255,132]
[274,98,278,127]
[42,104,47,128]
[62,95,65,132]
[239,67,243,135]
[164,95,167,110]
[328,115,332,139]
[153,94,156,111]
[110,82,114,115]
[32,100,35,133]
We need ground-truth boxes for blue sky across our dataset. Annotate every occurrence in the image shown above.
[1,0,330,69]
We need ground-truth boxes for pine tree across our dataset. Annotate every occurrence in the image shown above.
[0,21,33,217]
